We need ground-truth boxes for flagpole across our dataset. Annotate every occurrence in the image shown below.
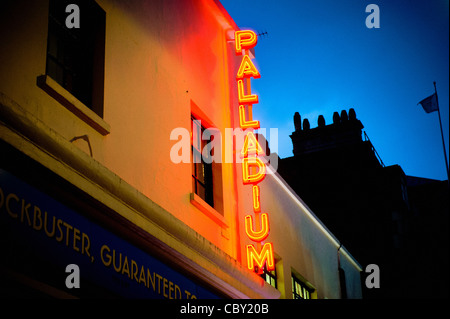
[434,81,449,182]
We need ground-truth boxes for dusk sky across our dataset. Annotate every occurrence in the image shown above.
[220,0,449,181]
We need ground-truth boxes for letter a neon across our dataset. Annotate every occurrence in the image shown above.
[237,55,260,79]
[240,131,264,158]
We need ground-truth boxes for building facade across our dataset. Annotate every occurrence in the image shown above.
[0,0,362,299]
[278,109,449,298]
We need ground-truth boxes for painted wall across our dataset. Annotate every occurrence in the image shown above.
[100,0,238,253]
[0,0,240,255]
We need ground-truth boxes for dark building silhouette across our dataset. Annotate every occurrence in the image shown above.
[403,176,449,298]
[278,109,449,298]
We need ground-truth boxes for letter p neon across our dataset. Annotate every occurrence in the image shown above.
[235,30,257,55]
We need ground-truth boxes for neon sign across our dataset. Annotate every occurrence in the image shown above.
[245,213,270,242]
[234,30,275,274]
[234,30,258,54]
[237,79,259,104]
[236,55,261,80]
[239,105,260,130]
[242,157,266,184]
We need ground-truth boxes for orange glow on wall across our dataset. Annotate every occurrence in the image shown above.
[235,30,257,55]
[252,185,261,213]
[242,156,266,184]
[246,242,275,273]
[237,79,258,105]
[234,30,275,274]
[236,55,261,79]
[239,105,260,130]
[244,213,269,242]
[240,131,264,158]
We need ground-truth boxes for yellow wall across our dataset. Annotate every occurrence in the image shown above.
[0,0,239,256]
[100,0,238,253]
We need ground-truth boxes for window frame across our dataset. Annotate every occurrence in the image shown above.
[259,264,277,289]
[191,116,214,208]
[45,0,105,118]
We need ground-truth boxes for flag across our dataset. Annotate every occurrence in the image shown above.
[418,93,438,113]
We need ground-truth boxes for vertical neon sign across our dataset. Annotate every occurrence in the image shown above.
[235,30,275,274]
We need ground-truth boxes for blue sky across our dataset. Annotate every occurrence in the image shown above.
[221,0,449,181]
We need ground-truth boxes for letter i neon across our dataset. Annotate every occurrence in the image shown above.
[252,185,261,213]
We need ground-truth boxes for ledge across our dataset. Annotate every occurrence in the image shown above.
[37,75,110,136]
[190,193,229,229]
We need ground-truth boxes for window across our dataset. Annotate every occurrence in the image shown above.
[259,265,277,289]
[292,275,313,299]
[46,0,105,117]
[192,116,214,208]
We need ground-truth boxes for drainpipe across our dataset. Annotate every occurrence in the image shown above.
[337,244,348,299]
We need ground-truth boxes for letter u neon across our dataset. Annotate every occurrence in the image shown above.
[245,213,269,242]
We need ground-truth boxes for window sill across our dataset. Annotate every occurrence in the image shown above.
[37,75,110,135]
[190,193,228,229]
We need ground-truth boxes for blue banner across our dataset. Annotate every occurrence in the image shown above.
[0,168,219,299]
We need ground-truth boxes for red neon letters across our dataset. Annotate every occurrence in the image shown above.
[240,131,264,158]
[235,30,258,55]
[245,213,270,242]
[235,30,275,274]
[252,185,261,213]
[239,105,260,130]
[246,243,275,271]
[237,55,261,79]
[237,79,259,105]
[242,157,266,184]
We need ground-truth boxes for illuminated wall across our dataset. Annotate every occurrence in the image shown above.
[0,0,238,252]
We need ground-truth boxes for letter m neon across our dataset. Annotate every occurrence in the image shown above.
[246,243,275,273]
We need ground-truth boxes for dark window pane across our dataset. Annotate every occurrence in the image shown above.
[46,0,104,113]
[191,117,214,208]
[196,183,206,201]
[292,275,313,299]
